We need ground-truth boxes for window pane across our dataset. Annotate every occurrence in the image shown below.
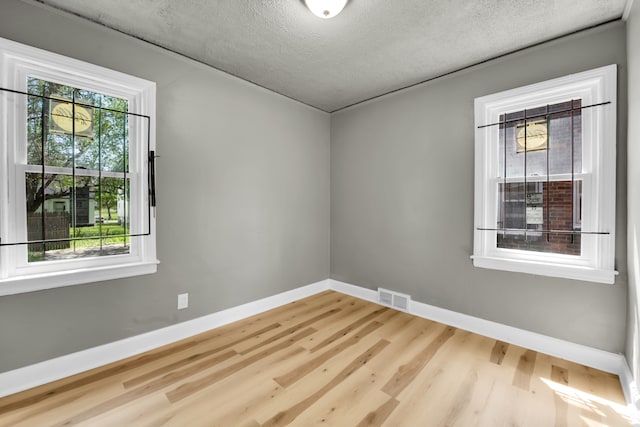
[25,173,71,262]
[100,109,128,173]
[496,100,583,256]
[25,175,131,262]
[24,77,133,262]
[71,176,130,258]
[498,100,582,178]
[498,118,524,178]
[27,94,44,165]
[97,176,131,232]
[27,96,75,168]
[548,100,582,175]
[101,94,128,113]
[497,180,581,255]
[27,78,74,100]
[26,77,129,172]
[74,88,101,108]
[74,133,99,170]
[26,172,72,261]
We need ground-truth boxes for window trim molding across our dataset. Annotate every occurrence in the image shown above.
[0,260,159,296]
[0,37,158,295]
[472,65,617,284]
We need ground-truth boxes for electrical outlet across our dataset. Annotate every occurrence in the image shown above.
[177,293,189,310]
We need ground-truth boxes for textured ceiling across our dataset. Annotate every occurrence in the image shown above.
[35,0,627,112]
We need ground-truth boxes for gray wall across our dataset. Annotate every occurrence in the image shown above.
[331,22,628,352]
[626,0,640,402]
[0,0,330,372]
[0,0,632,374]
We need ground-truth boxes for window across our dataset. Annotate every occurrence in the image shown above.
[472,65,617,284]
[0,37,157,295]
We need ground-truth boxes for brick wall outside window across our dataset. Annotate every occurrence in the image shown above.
[497,181,581,255]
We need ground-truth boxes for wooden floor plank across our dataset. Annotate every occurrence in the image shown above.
[0,291,631,427]
[308,306,390,353]
[261,339,391,426]
[289,365,391,426]
[141,348,307,427]
[273,320,385,388]
[381,325,456,398]
[513,349,538,391]
[236,308,341,356]
[123,322,280,389]
[49,349,239,427]
[489,340,509,365]
[356,397,400,427]
[2,378,126,427]
[165,327,317,404]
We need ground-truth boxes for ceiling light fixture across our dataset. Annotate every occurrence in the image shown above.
[304,0,348,19]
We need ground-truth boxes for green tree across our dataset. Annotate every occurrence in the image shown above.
[95,178,121,220]
[26,78,129,215]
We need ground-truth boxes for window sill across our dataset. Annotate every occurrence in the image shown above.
[0,260,159,296]
[471,255,617,284]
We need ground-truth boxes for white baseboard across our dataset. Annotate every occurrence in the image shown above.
[1,276,637,419]
[329,279,627,368]
[620,358,640,419]
[0,279,330,398]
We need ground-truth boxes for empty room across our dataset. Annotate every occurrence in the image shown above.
[0,0,639,425]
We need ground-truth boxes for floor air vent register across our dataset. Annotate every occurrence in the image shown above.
[377,288,411,312]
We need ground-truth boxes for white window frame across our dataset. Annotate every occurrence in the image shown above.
[0,37,157,296]
[472,65,617,284]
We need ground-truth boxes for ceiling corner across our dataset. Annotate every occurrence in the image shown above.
[623,0,635,20]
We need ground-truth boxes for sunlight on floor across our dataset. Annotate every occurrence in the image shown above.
[540,378,636,426]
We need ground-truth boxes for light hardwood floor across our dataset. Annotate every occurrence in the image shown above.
[0,291,632,426]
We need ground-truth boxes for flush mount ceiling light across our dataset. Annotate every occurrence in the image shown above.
[305,0,348,19]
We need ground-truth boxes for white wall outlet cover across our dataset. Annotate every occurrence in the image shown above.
[177,293,189,310]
